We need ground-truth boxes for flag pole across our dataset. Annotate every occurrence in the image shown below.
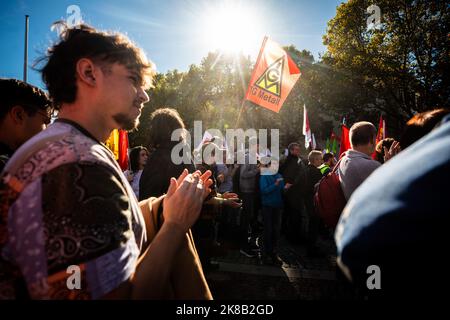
[234,36,268,129]
[234,99,246,129]
[23,15,29,82]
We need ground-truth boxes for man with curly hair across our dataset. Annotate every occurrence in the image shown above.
[0,23,212,300]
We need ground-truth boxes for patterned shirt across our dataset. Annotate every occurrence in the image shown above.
[0,120,146,299]
[0,142,13,173]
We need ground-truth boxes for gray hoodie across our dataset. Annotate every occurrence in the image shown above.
[338,149,381,200]
[239,153,259,193]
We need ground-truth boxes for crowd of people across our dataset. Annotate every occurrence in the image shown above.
[0,23,448,300]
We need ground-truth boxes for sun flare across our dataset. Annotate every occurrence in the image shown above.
[201,2,264,55]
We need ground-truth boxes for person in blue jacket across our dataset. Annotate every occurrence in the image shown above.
[259,157,285,266]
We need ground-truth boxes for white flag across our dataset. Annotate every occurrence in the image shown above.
[195,131,213,151]
[312,133,317,150]
[302,105,312,149]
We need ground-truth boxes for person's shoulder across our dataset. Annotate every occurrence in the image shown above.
[369,158,382,168]
[4,123,116,186]
[46,161,122,189]
[358,155,381,172]
[313,165,322,174]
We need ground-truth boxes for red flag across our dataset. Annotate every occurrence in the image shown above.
[372,115,386,159]
[118,130,129,171]
[244,36,301,113]
[339,125,350,157]
[377,115,385,142]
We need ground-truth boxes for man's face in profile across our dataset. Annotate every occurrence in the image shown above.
[99,63,149,131]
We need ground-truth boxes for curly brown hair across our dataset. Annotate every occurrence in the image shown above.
[38,22,155,110]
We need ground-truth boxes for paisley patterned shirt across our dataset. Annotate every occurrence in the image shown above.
[0,120,146,299]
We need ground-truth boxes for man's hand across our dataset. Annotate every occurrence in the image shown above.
[284,182,292,189]
[163,169,213,232]
[383,141,401,162]
[224,198,242,208]
[222,192,242,208]
[275,178,283,186]
[223,192,238,199]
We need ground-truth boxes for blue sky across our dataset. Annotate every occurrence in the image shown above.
[0,0,344,90]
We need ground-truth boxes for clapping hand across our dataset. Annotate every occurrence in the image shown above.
[383,141,401,162]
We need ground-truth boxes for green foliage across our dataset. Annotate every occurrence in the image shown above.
[130,48,330,151]
[322,0,449,122]
[130,0,448,148]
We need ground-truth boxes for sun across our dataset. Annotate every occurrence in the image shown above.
[201,2,264,55]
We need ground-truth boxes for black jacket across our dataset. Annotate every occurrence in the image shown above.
[279,154,300,184]
[279,154,307,210]
[139,142,195,200]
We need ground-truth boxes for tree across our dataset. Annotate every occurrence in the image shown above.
[322,0,449,123]
[129,46,338,152]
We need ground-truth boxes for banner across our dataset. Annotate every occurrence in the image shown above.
[372,115,386,159]
[105,129,119,160]
[105,129,129,171]
[325,138,330,153]
[376,115,385,142]
[244,36,301,113]
[339,125,350,157]
[118,130,129,171]
[325,132,338,154]
[303,105,312,149]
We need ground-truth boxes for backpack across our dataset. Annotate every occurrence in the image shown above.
[313,156,347,229]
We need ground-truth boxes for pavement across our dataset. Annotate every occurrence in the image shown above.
[205,233,357,300]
